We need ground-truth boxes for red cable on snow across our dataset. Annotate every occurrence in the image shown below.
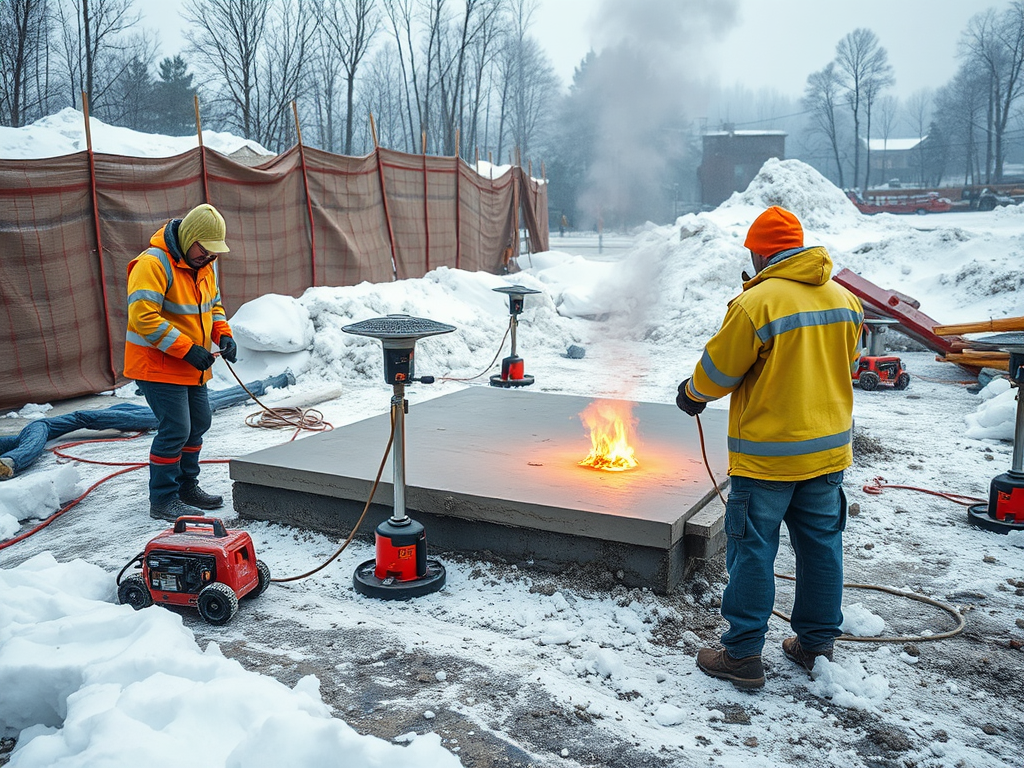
[0,434,231,551]
[861,476,985,506]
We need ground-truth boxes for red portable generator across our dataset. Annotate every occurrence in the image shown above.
[853,356,910,391]
[117,516,270,625]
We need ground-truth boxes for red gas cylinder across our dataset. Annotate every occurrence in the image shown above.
[501,356,525,381]
[373,518,428,581]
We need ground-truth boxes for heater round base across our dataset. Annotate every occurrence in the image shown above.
[489,373,535,388]
[967,503,1024,534]
[353,558,447,599]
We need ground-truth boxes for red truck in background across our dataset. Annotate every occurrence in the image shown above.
[846,190,952,215]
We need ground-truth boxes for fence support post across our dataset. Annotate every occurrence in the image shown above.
[454,130,462,270]
[81,92,118,386]
[422,131,430,275]
[371,113,398,280]
[292,101,318,286]
[194,95,211,204]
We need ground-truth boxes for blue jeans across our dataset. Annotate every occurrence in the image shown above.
[720,472,847,658]
[136,380,212,505]
[0,372,291,478]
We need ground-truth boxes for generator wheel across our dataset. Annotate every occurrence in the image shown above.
[197,582,238,625]
[859,371,880,391]
[117,574,153,611]
[894,373,911,390]
[245,560,271,599]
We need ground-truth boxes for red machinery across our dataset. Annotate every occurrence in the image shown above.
[117,516,270,625]
[854,356,910,391]
[967,334,1024,533]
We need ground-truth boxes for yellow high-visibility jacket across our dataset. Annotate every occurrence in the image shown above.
[123,221,232,386]
[686,245,863,481]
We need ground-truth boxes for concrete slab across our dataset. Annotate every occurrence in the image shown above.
[231,387,730,592]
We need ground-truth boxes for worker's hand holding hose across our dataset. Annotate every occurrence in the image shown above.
[217,335,238,363]
[183,344,216,371]
[676,379,707,416]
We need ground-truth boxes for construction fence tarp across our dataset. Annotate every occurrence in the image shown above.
[0,145,548,411]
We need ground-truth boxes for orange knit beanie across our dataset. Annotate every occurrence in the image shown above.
[744,206,803,257]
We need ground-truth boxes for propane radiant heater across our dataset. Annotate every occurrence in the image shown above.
[342,314,456,597]
[490,284,540,388]
[967,332,1024,533]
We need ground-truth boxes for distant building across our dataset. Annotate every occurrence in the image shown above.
[864,137,926,186]
[699,128,786,207]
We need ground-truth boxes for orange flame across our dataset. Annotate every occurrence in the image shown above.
[578,399,639,472]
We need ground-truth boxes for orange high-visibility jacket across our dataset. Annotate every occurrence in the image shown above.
[686,246,863,481]
[123,221,232,386]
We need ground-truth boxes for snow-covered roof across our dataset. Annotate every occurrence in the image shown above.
[703,129,788,137]
[865,137,926,152]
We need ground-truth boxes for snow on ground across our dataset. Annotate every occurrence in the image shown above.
[2,156,1024,767]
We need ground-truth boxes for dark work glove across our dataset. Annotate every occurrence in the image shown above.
[183,344,216,371]
[676,379,707,416]
[218,335,237,363]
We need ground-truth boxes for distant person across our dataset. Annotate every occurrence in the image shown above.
[125,203,238,521]
[675,206,863,690]
[559,214,569,236]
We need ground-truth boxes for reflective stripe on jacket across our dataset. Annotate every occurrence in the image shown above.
[686,245,863,481]
[123,220,232,385]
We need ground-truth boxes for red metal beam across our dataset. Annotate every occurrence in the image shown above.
[833,268,961,355]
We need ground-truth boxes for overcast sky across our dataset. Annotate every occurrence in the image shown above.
[145,0,994,103]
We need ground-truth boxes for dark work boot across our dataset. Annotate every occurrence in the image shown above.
[150,498,205,521]
[782,637,833,672]
[696,648,765,690]
[179,483,224,510]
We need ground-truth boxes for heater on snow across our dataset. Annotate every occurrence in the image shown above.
[342,314,455,598]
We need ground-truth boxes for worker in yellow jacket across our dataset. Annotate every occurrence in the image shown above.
[124,204,238,521]
[676,206,863,689]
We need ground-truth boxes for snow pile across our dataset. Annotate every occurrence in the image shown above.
[241,267,583,390]
[0,108,274,159]
[720,157,862,231]
[0,553,460,768]
[965,377,1016,441]
[808,655,892,711]
[0,465,79,540]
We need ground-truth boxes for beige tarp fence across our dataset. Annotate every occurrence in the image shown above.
[0,145,548,411]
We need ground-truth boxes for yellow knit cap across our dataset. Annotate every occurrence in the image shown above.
[178,204,230,255]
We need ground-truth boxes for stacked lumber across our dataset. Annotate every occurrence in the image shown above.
[931,316,1024,372]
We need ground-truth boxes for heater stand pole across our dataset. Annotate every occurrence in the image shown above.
[509,315,519,358]
[391,383,409,523]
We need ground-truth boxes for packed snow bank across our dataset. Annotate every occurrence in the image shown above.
[0,108,274,159]
[0,466,80,540]
[965,378,1016,441]
[720,157,862,232]
[0,554,461,768]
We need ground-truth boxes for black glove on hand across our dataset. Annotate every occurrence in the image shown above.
[676,379,707,416]
[183,344,216,371]
[218,335,237,363]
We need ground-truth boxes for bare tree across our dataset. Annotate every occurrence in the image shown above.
[903,89,932,184]
[321,0,379,155]
[959,3,1024,182]
[381,0,419,151]
[183,0,269,142]
[873,94,899,186]
[935,61,988,184]
[835,28,893,191]
[0,0,54,127]
[802,62,846,187]
[184,0,317,151]
[55,0,141,114]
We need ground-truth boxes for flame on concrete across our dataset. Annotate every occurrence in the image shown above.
[578,399,639,472]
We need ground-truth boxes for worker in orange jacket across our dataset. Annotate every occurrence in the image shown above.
[124,204,237,521]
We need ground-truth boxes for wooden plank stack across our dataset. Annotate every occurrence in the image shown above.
[932,316,1024,371]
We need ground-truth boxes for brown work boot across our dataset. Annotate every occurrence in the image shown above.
[696,647,765,690]
[782,636,833,672]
